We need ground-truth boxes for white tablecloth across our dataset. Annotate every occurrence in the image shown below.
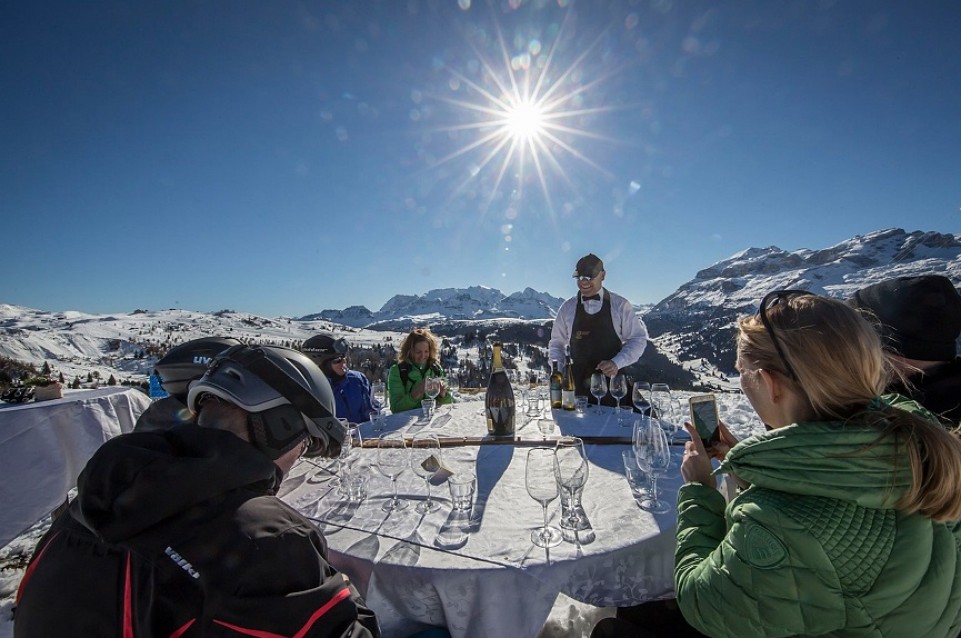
[0,387,152,547]
[280,399,685,638]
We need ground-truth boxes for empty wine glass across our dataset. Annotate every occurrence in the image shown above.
[609,373,628,422]
[553,436,589,531]
[536,417,555,440]
[410,432,442,513]
[526,447,563,548]
[376,432,408,511]
[651,383,677,441]
[337,423,363,495]
[589,372,607,408]
[372,380,386,411]
[632,381,652,416]
[639,420,672,514]
[424,376,442,401]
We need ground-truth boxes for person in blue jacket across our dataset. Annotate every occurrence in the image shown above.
[301,332,377,423]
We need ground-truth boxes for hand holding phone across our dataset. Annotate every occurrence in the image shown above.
[689,394,722,450]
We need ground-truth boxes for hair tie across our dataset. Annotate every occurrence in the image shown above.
[868,396,888,410]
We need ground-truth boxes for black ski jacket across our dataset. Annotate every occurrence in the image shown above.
[14,425,379,638]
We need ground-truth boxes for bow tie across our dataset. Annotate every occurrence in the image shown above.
[582,294,601,301]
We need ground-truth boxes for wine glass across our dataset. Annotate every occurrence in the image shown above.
[650,383,677,440]
[371,380,386,411]
[609,373,628,422]
[526,447,563,548]
[536,417,555,440]
[553,436,589,531]
[424,376,442,401]
[639,420,672,514]
[376,432,408,511]
[589,372,607,408]
[632,381,652,417]
[410,432,442,513]
[337,423,363,495]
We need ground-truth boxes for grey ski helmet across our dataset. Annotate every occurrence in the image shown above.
[187,344,345,459]
[301,333,350,365]
[154,337,243,402]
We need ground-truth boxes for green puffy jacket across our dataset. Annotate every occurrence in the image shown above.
[387,360,453,413]
[675,405,961,637]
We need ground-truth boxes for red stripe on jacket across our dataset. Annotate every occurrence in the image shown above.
[211,586,353,638]
[15,530,61,605]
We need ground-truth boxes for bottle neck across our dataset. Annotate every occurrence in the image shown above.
[492,345,504,371]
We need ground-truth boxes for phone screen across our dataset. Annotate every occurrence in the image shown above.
[689,395,719,442]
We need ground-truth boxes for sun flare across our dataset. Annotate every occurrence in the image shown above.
[425,9,625,217]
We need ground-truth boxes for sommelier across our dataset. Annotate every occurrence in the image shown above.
[548,253,648,407]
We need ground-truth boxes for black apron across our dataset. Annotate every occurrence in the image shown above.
[570,293,625,407]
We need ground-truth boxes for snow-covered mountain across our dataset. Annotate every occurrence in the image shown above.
[300,285,566,327]
[2,228,958,386]
[644,228,961,375]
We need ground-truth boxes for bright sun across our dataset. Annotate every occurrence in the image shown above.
[504,100,546,141]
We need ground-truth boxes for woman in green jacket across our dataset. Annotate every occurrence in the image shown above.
[675,290,961,638]
[387,328,453,413]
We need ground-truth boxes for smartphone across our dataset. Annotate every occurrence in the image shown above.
[689,394,722,449]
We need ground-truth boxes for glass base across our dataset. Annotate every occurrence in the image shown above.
[531,525,563,548]
[382,497,408,511]
[640,498,671,514]
[416,498,441,514]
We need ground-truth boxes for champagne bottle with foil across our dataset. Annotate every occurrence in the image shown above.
[561,351,576,411]
[485,342,515,436]
[549,360,562,409]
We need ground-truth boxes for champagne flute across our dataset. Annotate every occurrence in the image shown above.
[642,421,672,514]
[410,432,442,513]
[526,447,563,548]
[376,432,408,511]
[589,372,607,409]
[632,381,652,416]
[553,436,589,531]
[609,373,628,423]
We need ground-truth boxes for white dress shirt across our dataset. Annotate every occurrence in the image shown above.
[548,288,649,372]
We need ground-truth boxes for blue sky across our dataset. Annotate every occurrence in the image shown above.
[2,0,959,317]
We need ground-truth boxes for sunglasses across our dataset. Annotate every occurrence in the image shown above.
[756,289,814,382]
[574,274,598,282]
[330,355,347,365]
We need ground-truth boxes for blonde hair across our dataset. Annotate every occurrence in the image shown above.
[397,327,440,367]
[738,293,961,521]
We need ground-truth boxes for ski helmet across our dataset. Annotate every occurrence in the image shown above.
[301,333,350,365]
[154,337,242,402]
[187,345,345,459]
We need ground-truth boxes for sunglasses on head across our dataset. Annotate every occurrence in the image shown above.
[756,289,815,382]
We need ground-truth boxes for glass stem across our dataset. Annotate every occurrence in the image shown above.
[650,476,659,504]
[392,477,399,504]
[425,479,432,505]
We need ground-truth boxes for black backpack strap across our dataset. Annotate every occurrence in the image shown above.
[398,362,413,389]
